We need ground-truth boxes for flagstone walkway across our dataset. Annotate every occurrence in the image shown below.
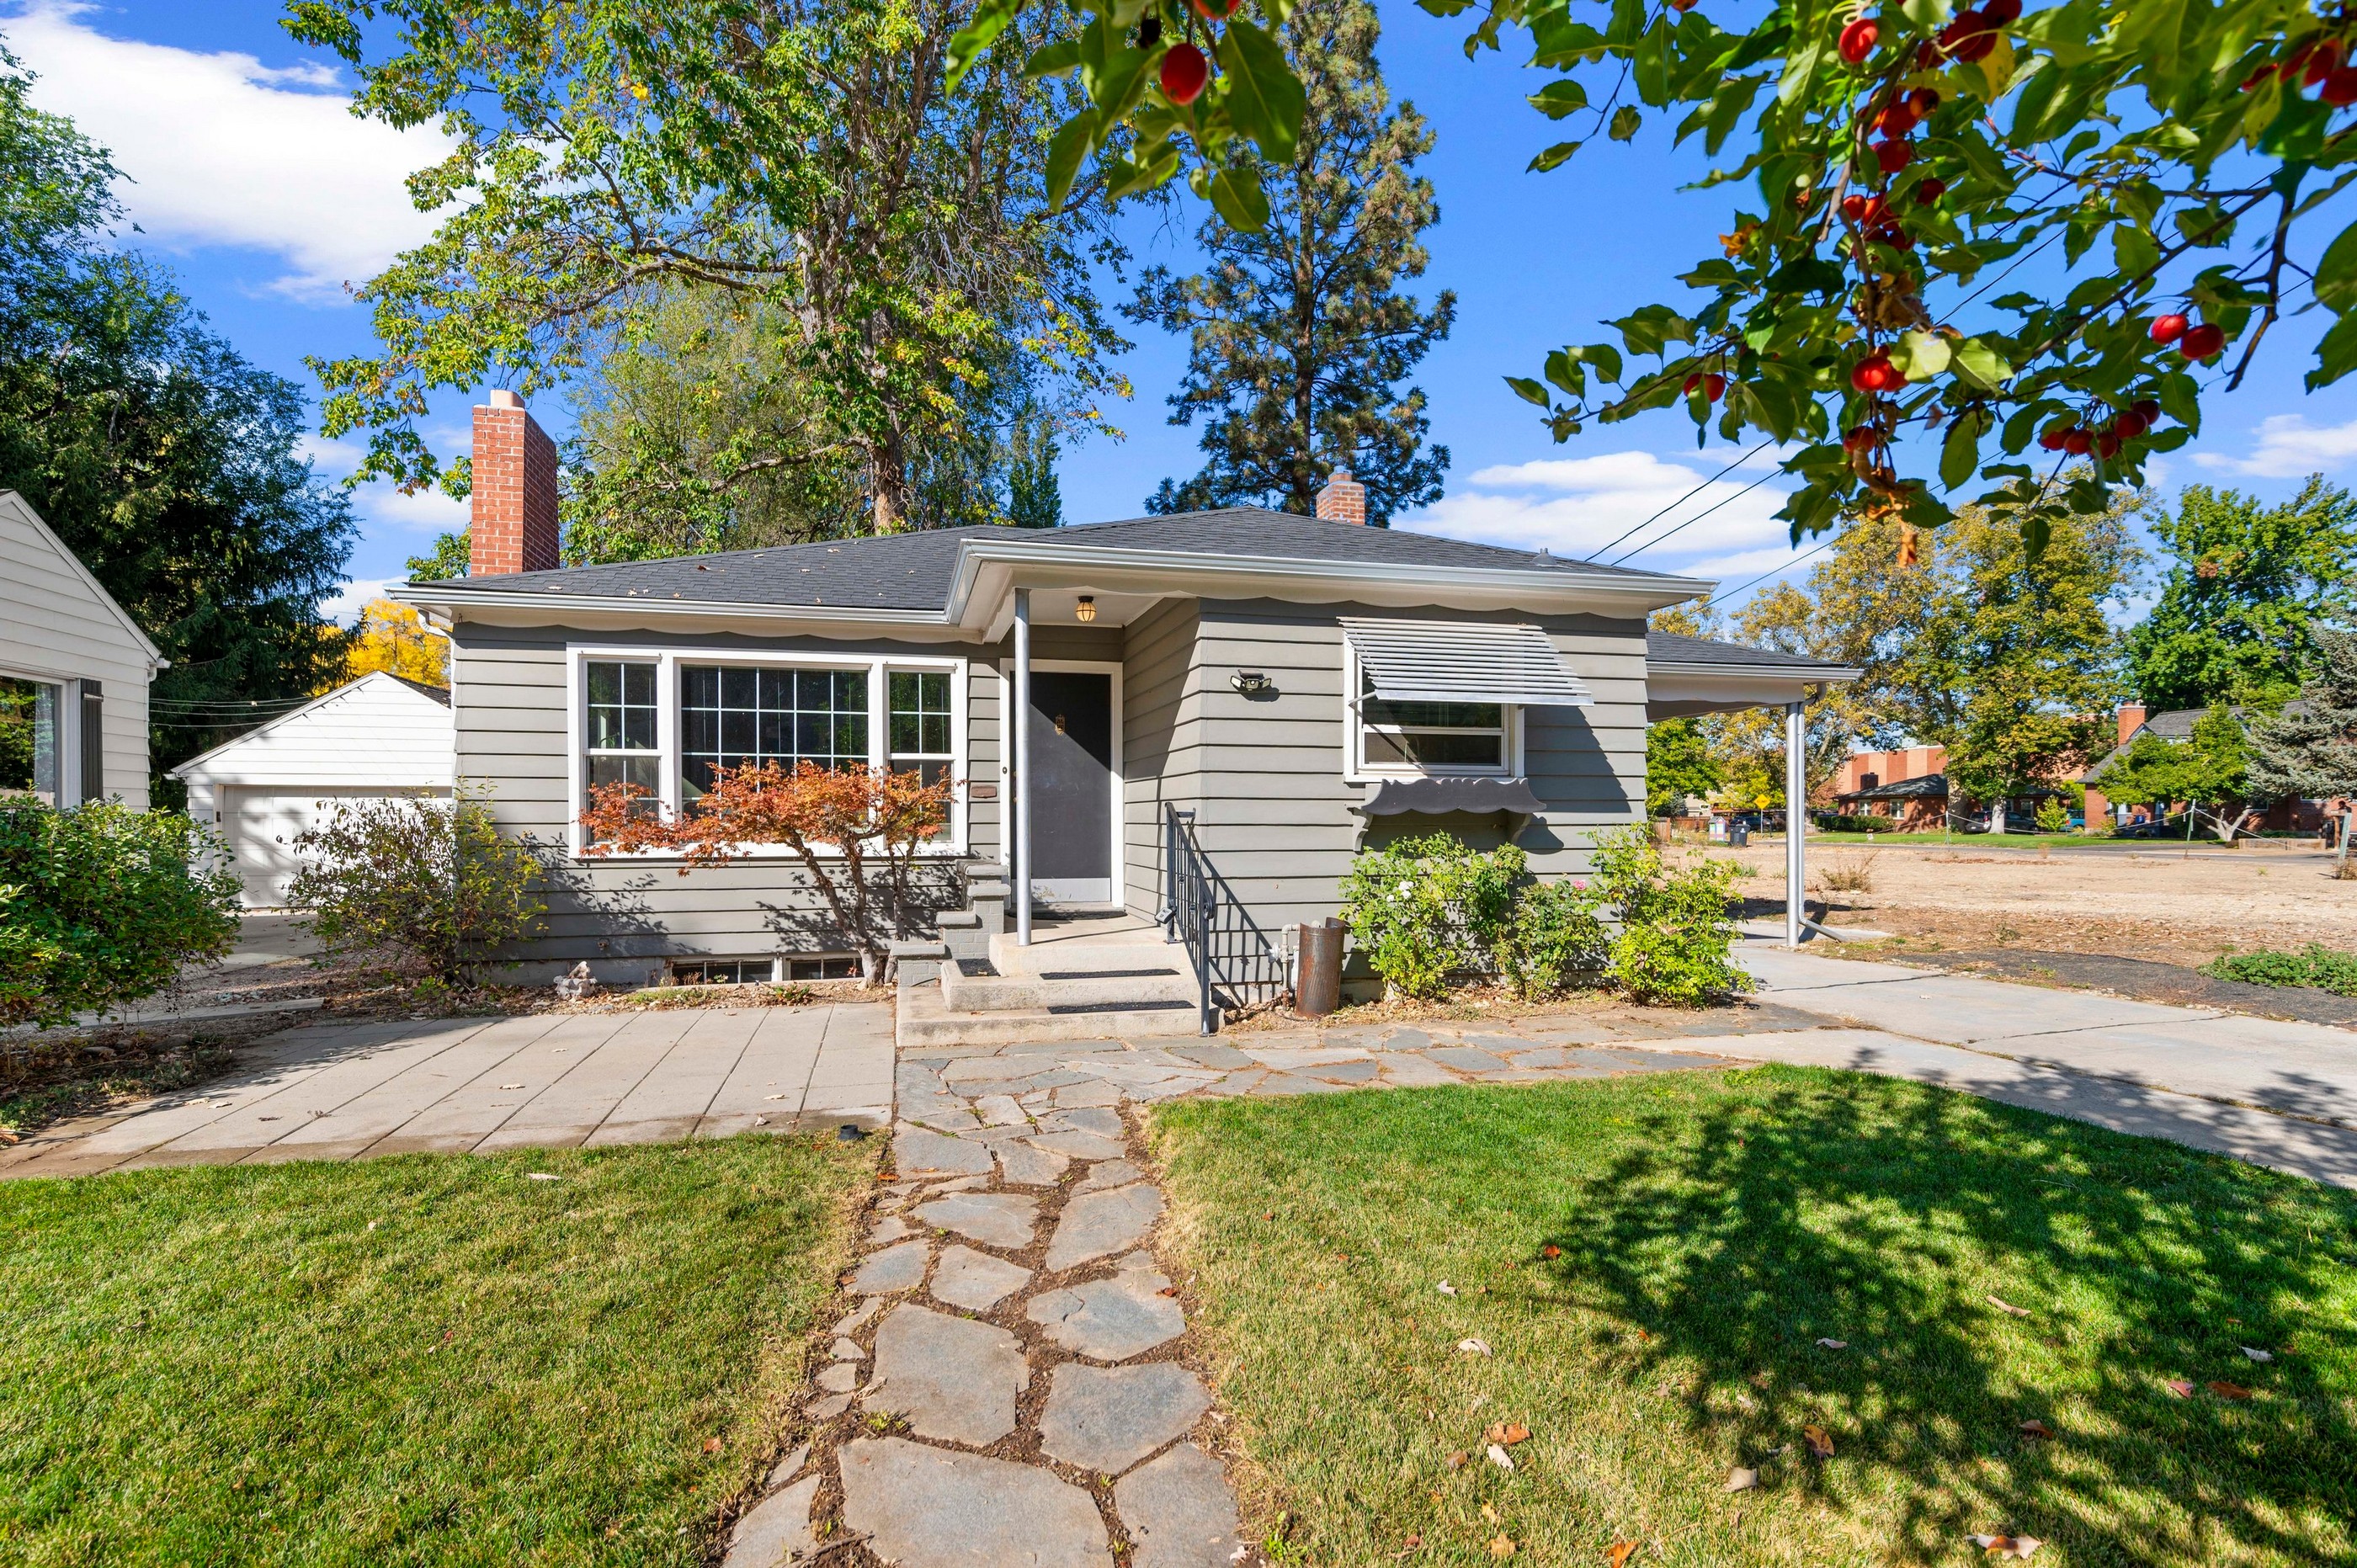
[723,1023,1757,1567]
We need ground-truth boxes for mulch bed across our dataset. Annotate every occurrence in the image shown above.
[1836,944,2357,1030]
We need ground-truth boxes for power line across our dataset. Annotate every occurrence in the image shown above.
[1702,533,1840,609]
[1581,439,1779,561]
[1607,465,1784,566]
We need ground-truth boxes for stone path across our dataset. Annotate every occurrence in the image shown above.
[720,1023,1760,1567]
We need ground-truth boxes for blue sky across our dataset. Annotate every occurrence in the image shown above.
[7,0,2354,624]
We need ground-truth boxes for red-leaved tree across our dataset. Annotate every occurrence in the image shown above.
[579,761,957,981]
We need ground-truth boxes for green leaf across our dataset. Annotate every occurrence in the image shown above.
[1940,413,1982,491]
[1764,256,1845,296]
[2315,218,2357,316]
[1777,38,1822,108]
[2113,222,2160,279]
[2308,311,2357,391]
[1507,375,1554,407]
[1529,140,1584,173]
[947,0,1020,91]
[1024,39,1083,79]
[1043,114,1098,212]
[1950,337,2013,391]
[1889,330,1953,380]
[1528,79,1589,120]
[2157,369,2201,432]
[1219,20,1307,165]
[1901,0,1951,25]
[1584,342,1626,382]
[1542,349,1586,397]
[1207,164,1272,232]
[1609,105,1642,141]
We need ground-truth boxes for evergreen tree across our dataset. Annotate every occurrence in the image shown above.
[2123,479,2357,711]
[2249,627,2357,805]
[1005,401,1062,529]
[0,50,354,779]
[1125,0,1453,526]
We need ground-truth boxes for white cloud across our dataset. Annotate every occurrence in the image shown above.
[2192,414,2357,479]
[322,577,396,625]
[302,433,469,534]
[6,2,454,300]
[1399,448,1795,575]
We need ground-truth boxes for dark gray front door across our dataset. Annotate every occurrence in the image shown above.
[1026,670,1113,902]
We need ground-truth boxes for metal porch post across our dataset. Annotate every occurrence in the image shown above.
[1014,587,1032,949]
[1785,699,1806,949]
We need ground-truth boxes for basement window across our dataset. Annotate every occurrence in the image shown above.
[786,953,859,981]
[668,958,779,986]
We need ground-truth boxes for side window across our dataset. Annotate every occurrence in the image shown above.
[584,660,659,811]
[887,669,954,786]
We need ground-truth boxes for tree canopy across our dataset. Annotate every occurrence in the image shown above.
[1126,0,1455,524]
[2123,476,2357,710]
[952,0,2357,553]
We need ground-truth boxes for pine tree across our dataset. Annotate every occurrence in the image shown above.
[1006,401,1062,529]
[1126,0,1454,526]
[2249,628,2357,805]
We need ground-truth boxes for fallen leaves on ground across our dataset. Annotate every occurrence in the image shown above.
[1445,1450,1469,1470]
[1970,1533,2042,1558]
[1486,1443,1514,1470]
[1484,1422,1530,1446]
[1987,1294,2032,1318]
[1607,1542,1639,1567]
[2240,1346,2274,1363]
[2163,1378,2195,1397]
[1459,1337,1492,1357]
[1725,1466,1758,1492]
[1815,1337,1848,1350]
[702,1436,723,1454]
[2207,1380,2253,1400]
[2017,1418,2051,1440]
[1540,1244,1562,1258]
[1437,1280,1457,1295]
[1802,1426,1835,1459]
[1487,1534,1516,1558]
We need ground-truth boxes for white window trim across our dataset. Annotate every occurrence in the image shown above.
[0,664,80,807]
[565,644,970,861]
[1341,638,1524,784]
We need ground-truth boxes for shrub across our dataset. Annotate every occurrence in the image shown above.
[2033,796,2073,834]
[1496,879,1608,1000]
[1821,814,1901,834]
[1338,835,1524,999]
[289,790,545,981]
[0,800,241,1028]
[2202,944,2357,997]
[1586,824,1750,1007]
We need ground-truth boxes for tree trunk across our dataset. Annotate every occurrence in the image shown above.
[1989,798,2008,834]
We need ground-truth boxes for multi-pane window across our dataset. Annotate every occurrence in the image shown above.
[668,958,777,986]
[0,677,61,805]
[787,953,860,981]
[888,669,955,786]
[680,665,868,799]
[1358,672,1508,773]
[584,661,659,806]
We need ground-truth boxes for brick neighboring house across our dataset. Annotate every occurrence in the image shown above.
[2083,701,2348,834]
[1830,745,1950,829]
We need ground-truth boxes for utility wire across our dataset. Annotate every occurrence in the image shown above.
[1701,533,1840,610]
[1607,465,1784,567]
[1582,439,1778,561]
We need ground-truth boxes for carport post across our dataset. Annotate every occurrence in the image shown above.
[1785,699,1806,949]
[1014,587,1032,948]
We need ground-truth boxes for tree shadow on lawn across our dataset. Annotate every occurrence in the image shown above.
[1535,1068,2357,1563]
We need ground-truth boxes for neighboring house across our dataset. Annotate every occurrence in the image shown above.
[0,490,162,810]
[2083,701,2340,832]
[170,672,455,906]
[1832,745,1950,829]
[392,392,1854,986]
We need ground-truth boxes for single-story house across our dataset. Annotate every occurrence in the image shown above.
[0,490,162,809]
[1833,771,1953,830]
[392,393,1856,1006]
[170,672,455,906]
[2083,700,2342,833]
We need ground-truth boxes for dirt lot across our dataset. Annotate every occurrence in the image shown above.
[1704,838,2357,966]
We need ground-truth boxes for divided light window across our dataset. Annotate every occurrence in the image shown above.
[681,666,867,800]
[584,661,659,805]
[889,670,954,785]
[1358,672,1506,773]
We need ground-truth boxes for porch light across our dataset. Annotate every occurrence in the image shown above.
[1074,595,1097,622]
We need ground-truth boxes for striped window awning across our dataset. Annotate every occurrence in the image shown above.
[1339,618,1594,707]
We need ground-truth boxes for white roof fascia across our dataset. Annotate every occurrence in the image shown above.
[386,581,953,629]
[168,671,433,780]
[0,490,167,667]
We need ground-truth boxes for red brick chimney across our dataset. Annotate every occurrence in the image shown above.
[2115,703,2147,746]
[470,389,560,576]
[1315,466,1367,525]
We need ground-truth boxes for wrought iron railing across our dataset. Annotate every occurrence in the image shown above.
[1161,805,1290,1034]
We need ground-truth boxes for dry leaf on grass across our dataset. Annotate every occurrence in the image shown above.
[703,1436,723,1453]
[2240,1346,2274,1363]
[1607,1541,1639,1567]
[2207,1380,2253,1401]
[1485,1422,1530,1446]
[1802,1426,1835,1459]
[525,1172,562,1182]
[1437,1280,1458,1295]
[2017,1419,2052,1440]
[1987,1295,2033,1318]
[1487,1534,1516,1559]
[1970,1533,2042,1558]
[1459,1338,1492,1357]
[2163,1379,2195,1398]
[1486,1443,1514,1470]
[1815,1338,1848,1350]
[1540,1244,1562,1258]
[1725,1466,1758,1492]
[1445,1450,1470,1471]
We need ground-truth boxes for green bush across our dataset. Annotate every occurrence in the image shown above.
[2033,796,2074,834]
[288,790,546,982]
[2202,944,2357,997]
[1496,879,1609,1000]
[0,800,241,1028]
[1587,824,1751,1007]
[1338,835,1524,999]
[1822,813,1902,834]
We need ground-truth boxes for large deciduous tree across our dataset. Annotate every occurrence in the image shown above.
[2124,477,2357,711]
[952,0,2357,553]
[1125,0,1454,524]
[289,0,1125,538]
[0,48,354,778]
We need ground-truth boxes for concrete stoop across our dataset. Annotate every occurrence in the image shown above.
[895,912,1209,1049]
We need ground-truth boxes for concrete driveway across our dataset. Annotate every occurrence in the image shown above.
[1732,940,2357,1188]
[0,1002,893,1180]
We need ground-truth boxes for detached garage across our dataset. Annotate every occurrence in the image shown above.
[172,672,455,906]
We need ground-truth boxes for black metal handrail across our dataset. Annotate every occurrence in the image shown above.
[1162,805,1290,1034]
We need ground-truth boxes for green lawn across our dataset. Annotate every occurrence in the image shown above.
[1152,1067,2357,1566]
[0,1135,868,1566]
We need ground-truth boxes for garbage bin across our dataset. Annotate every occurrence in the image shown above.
[1296,918,1344,1018]
[1731,821,1750,848]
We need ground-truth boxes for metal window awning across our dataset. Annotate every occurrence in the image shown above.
[1339,618,1594,707]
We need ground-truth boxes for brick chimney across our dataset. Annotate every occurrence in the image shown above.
[1315,466,1367,525]
[469,389,560,576]
[2116,703,2147,746]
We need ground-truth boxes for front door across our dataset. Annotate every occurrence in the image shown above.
[1026,669,1114,903]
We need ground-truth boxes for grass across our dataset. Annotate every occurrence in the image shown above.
[1151,1067,2357,1566]
[0,1135,869,1566]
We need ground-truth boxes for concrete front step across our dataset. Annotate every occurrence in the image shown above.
[897,977,1205,1047]
[941,966,1194,1013]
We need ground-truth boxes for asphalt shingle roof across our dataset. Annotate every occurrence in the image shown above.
[409,508,1685,612]
[1645,630,1856,674]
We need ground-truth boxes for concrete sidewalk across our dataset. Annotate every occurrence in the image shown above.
[0,1002,894,1180]
[1732,940,2357,1188]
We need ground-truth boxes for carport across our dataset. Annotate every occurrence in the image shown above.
[1645,631,1863,947]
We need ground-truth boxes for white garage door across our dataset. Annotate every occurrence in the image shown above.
[225,789,415,907]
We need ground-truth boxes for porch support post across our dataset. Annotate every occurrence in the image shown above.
[1785,699,1806,949]
[1014,587,1033,948]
